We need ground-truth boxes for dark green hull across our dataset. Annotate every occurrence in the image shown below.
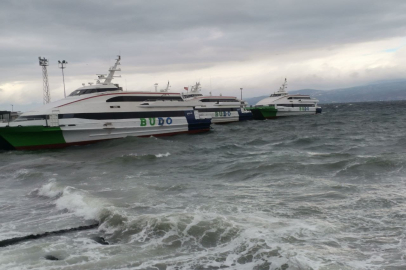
[246,106,278,120]
[0,126,66,150]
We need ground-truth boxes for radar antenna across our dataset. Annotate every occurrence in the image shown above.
[39,57,51,104]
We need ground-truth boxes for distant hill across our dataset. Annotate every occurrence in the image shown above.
[245,81,406,105]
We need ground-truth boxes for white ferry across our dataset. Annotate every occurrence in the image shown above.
[180,82,253,123]
[0,56,211,150]
[248,78,322,119]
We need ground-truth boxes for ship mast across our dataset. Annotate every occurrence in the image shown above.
[190,82,201,93]
[272,78,288,96]
[96,56,121,85]
[278,78,287,93]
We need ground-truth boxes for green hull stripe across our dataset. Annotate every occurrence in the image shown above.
[0,126,65,148]
[247,106,278,119]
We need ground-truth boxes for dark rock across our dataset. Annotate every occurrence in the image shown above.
[44,255,59,261]
[92,236,109,245]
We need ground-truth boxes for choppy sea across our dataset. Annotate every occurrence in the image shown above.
[1,101,406,270]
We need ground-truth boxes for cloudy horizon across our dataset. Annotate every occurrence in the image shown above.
[1,0,406,111]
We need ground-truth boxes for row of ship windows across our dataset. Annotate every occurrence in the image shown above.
[106,97,239,102]
[198,108,239,112]
[15,108,239,121]
[16,112,185,121]
[287,97,311,100]
[59,111,187,120]
[107,96,183,102]
[275,104,315,107]
[200,99,239,102]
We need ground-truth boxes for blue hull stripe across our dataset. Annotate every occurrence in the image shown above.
[184,110,211,131]
[238,109,253,121]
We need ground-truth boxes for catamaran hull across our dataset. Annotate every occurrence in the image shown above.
[198,109,252,124]
[0,112,211,151]
[238,109,253,121]
[248,106,320,120]
[248,106,278,120]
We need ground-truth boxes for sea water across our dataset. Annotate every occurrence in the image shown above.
[0,101,405,270]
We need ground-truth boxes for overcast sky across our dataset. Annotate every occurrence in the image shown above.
[1,0,406,111]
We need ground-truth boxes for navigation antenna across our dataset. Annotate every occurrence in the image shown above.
[39,57,51,104]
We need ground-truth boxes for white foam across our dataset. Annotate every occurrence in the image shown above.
[307,151,327,156]
[155,152,171,158]
[55,187,104,221]
[36,180,63,198]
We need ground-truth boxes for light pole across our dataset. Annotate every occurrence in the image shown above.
[58,60,68,98]
[240,88,243,100]
[11,104,13,112]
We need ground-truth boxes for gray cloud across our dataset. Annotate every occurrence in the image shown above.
[1,0,406,89]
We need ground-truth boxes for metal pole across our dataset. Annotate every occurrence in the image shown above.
[62,66,66,98]
[58,60,68,98]
[240,88,243,100]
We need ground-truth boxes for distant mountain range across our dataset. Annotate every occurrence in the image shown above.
[244,81,406,105]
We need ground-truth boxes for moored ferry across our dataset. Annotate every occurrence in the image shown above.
[0,56,211,150]
[180,82,252,123]
[247,79,322,119]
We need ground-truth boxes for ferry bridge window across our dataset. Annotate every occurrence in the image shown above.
[69,88,120,96]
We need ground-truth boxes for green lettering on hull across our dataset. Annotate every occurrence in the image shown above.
[0,126,66,150]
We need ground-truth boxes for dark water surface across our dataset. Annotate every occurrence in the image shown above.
[1,101,406,270]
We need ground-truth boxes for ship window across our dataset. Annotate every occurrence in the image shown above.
[15,115,48,121]
[200,99,239,102]
[292,104,315,107]
[58,111,186,120]
[183,94,203,98]
[197,108,238,112]
[106,96,183,102]
[69,88,120,96]
[276,104,315,107]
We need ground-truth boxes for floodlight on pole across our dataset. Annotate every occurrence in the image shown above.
[39,57,51,104]
[58,60,68,98]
